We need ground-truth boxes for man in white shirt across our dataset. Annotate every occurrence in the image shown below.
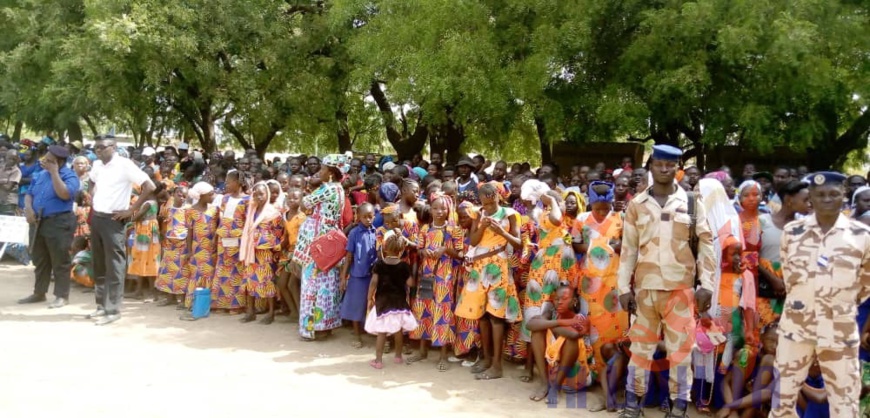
[87,136,156,325]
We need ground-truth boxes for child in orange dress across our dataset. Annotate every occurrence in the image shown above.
[276,188,306,319]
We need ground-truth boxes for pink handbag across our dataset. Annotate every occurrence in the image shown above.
[310,229,347,271]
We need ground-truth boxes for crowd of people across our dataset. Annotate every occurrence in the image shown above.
[1,134,869,418]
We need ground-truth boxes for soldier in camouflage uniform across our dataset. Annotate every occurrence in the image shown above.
[771,171,870,418]
[617,145,717,418]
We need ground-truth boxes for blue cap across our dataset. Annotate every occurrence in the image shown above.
[809,171,846,187]
[47,145,69,159]
[651,144,683,162]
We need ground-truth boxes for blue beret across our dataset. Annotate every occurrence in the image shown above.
[47,145,69,159]
[809,171,846,187]
[651,144,683,162]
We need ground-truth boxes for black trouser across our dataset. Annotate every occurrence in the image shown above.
[29,211,75,299]
[90,212,127,315]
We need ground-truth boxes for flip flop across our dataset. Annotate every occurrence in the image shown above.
[405,353,426,364]
[519,374,533,383]
[470,363,488,374]
[474,370,503,380]
[436,360,449,372]
[369,359,383,370]
[393,356,403,364]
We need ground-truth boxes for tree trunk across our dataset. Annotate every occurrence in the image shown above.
[12,121,23,142]
[199,106,215,153]
[82,115,99,137]
[535,116,552,164]
[336,110,352,153]
[67,121,83,144]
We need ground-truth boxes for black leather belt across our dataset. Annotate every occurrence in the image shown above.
[40,211,72,219]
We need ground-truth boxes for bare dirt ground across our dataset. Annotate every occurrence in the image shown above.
[0,261,692,418]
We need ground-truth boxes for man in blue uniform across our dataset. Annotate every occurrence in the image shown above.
[18,145,80,308]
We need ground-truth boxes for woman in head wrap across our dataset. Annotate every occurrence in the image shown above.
[211,170,250,313]
[693,178,744,411]
[293,153,350,340]
[181,182,218,314]
[455,181,523,381]
[570,181,627,401]
[72,155,91,193]
[239,182,285,324]
[705,171,736,200]
[156,185,190,306]
[735,180,765,345]
[562,188,587,231]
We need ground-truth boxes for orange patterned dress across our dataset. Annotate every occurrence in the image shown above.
[576,211,627,370]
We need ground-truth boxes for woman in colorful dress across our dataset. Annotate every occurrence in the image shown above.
[211,170,249,313]
[455,182,523,381]
[293,153,349,341]
[569,182,628,403]
[693,178,744,412]
[240,182,284,324]
[155,185,189,307]
[126,194,161,301]
[183,182,218,311]
[407,193,462,371]
[524,189,578,397]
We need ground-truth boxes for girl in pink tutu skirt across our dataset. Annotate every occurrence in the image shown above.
[365,230,417,369]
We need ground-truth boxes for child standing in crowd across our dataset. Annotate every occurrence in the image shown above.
[340,203,378,348]
[408,194,462,371]
[240,182,285,324]
[126,191,161,301]
[277,188,306,319]
[365,230,418,369]
[74,191,90,241]
[155,185,189,307]
[452,201,479,364]
[182,182,218,313]
[211,170,249,313]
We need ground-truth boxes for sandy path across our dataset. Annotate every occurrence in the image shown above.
[0,261,648,418]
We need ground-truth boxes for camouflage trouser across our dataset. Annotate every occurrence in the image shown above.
[770,338,859,418]
[626,289,696,402]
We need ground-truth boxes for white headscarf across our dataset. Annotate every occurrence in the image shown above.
[188,182,214,202]
[694,178,743,383]
[520,179,550,204]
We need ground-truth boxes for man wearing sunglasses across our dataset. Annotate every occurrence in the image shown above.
[86,136,156,326]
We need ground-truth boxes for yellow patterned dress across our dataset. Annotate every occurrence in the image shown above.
[211,195,249,310]
[522,209,576,342]
[243,215,284,299]
[155,206,189,295]
[576,211,628,371]
[127,200,161,277]
[184,205,218,307]
[455,206,522,323]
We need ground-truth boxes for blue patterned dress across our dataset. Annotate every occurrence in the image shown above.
[293,182,345,339]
